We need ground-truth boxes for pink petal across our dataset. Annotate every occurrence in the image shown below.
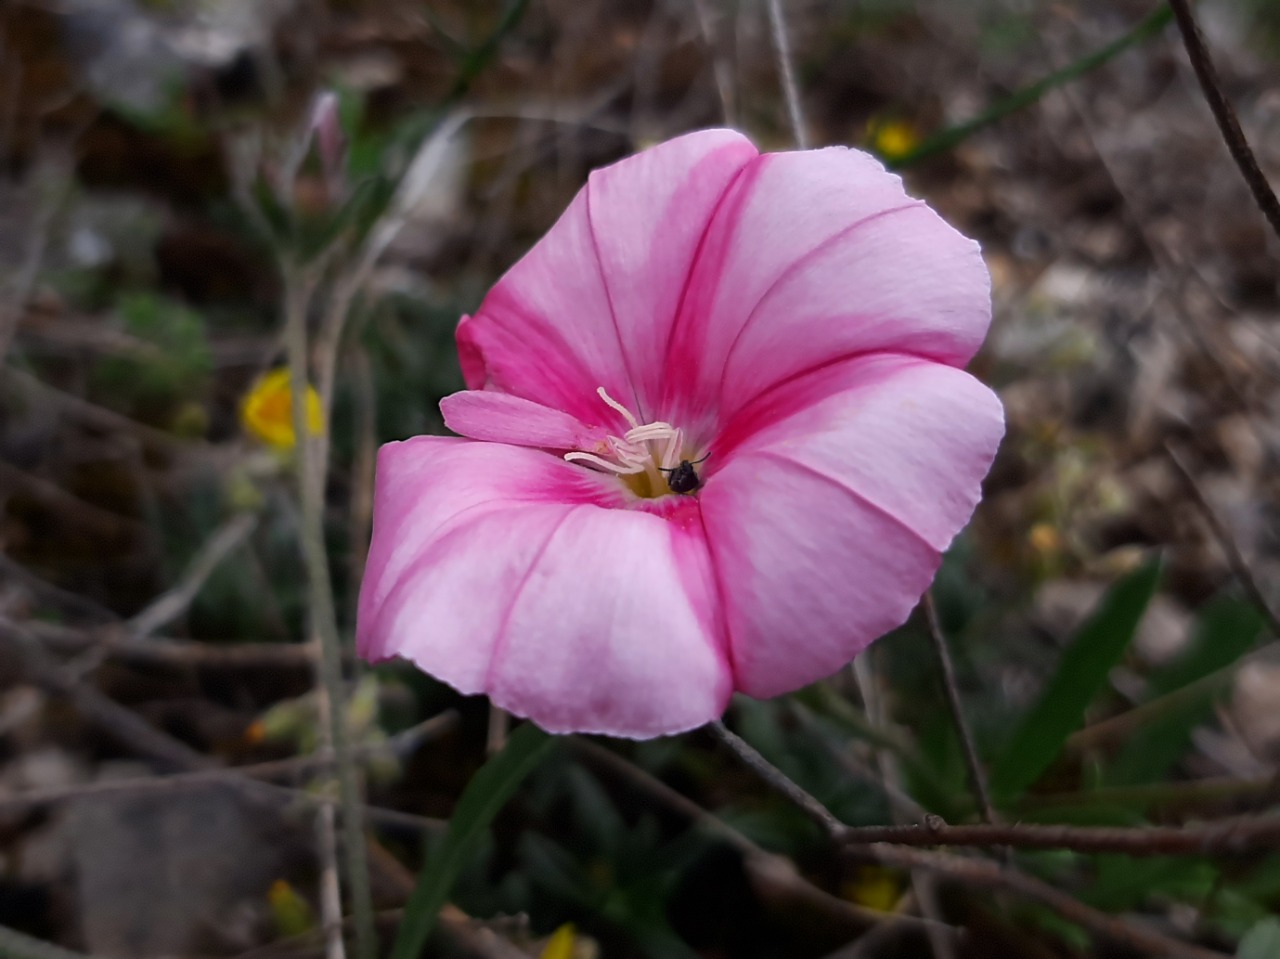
[699,356,1003,698]
[357,437,730,738]
[488,500,731,737]
[357,437,622,663]
[664,147,989,433]
[457,129,757,425]
[440,390,610,450]
[582,129,757,420]
[717,205,990,423]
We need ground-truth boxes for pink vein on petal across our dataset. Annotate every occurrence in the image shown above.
[694,500,738,686]
[711,348,932,460]
[483,508,575,689]
[714,200,925,398]
[583,183,642,419]
[754,448,938,552]
[660,161,760,411]
[367,499,511,658]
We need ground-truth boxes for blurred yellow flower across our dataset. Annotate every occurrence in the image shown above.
[1029,522,1063,557]
[865,118,920,163]
[540,924,576,959]
[841,866,904,912]
[241,368,323,449]
[267,879,315,937]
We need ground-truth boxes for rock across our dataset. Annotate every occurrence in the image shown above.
[70,782,312,957]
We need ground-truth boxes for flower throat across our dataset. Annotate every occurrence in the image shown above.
[563,388,701,498]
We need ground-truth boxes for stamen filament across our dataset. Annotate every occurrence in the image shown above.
[564,387,692,496]
[565,451,644,474]
[597,386,640,430]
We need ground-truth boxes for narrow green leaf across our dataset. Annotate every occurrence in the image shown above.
[390,723,555,959]
[991,561,1162,802]
[1150,597,1264,697]
[446,0,532,103]
[1104,597,1264,786]
[892,6,1173,169]
[1238,917,1280,959]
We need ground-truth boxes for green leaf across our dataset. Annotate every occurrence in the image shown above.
[892,6,1173,169]
[991,561,1162,802]
[1104,597,1264,786]
[1238,918,1280,959]
[390,723,556,959]
[1150,597,1264,696]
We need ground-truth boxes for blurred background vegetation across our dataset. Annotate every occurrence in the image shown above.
[1,0,1279,957]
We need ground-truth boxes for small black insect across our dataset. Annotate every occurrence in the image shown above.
[659,454,710,495]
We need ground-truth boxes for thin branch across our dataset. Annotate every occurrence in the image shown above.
[126,512,258,640]
[0,618,212,771]
[0,461,146,539]
[0,712,456,835]
[1165,443,1280,636]
[712,711,1240,958]
[718,702,1280,855]
[845,845,1230,959]
[316,802,345,959]
[27,620,319,668]
[693,0,736,126]
[836,814,1280,857]
[923,593,996,823]
[0,153,68,365]
[283,266,376,959]
[2,367,195,453]
[570,738,949,938]
[790,703,927,820]
[765,0,808,148]
[1166,0,1280,245]
[852,655,955,959]
[707,720,844,834]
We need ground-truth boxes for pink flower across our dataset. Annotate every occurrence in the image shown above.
[357,130,1003,739]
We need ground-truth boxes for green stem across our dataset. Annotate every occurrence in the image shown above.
[891,5,1174,170]
[283,267,377,959]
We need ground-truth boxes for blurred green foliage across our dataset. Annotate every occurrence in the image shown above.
[92,292,211,423]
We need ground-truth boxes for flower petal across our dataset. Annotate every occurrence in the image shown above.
[440,390,610,450]
[583,129,757,419]
[357,437,622,664]
[358,437,730,738]
[488,500,731,737]
[699,356,1003,698]
[457,129,757,425]
[717,204,990,422]
[664,147,989,432]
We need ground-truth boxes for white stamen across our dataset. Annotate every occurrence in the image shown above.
[564,451,643,474]
[596,386,639,430]
[563,387,689,487]
[625,423,674,442]
[660,428,682,469]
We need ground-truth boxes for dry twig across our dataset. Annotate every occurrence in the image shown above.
[1166,0,1280,245]
[570,738,950,940]
[923,593,996,824]
[127,513,258,640]
[1165,444,1280,636]
[709,717,1234,959]
[765,0,808,148]
[835,814,1280,857]
[844,844,1229,959]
